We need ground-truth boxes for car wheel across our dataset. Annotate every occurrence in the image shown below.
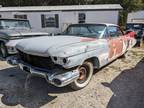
[0,42,8,58]
[70,61,93,90]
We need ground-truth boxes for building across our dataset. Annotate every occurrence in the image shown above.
[127,11,144,23]
[0,4,122,33]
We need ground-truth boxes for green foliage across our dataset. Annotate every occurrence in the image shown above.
[0,0,144,10]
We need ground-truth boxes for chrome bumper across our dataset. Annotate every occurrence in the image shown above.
[7,56,79,87]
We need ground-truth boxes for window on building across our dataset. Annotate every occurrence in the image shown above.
[41,14,59,28]
[14,15,27,19]
[0,15,1,18]
[78,13,86,23]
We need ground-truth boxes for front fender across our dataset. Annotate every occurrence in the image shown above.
[62,48,109,69]
[62,40,109,69]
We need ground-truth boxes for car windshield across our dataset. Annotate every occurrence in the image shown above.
[0,19,31,30]
[126,23,144,30]
[62,24,106,38]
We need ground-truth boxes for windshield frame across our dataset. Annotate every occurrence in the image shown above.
[62,24,107,39]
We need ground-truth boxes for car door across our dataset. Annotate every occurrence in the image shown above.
[107,26,123,60]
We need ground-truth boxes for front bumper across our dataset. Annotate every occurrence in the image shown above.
[7,56,79,87]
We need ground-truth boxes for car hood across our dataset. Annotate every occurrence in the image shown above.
[0,29,49,38]
[16,35,101,57]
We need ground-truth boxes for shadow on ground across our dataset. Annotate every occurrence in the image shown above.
[102,57,144,108]
[0,67,73,108]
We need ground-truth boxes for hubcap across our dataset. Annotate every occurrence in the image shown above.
[79,67,87,80]
[77,65,89,84]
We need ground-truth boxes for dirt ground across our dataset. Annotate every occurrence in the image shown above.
[0,48,144,108]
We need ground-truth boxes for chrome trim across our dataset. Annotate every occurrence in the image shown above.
[7,56,80,87]
[19,62,79,87]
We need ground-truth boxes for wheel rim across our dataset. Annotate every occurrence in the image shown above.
[77,65,90,84]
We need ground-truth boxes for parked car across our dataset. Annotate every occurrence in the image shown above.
[7,23,136,90]
[126,22,144,46]
[126,22,144,32]
[0,18,49,58]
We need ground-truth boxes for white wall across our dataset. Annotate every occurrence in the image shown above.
[127,11,144,23]
[0,12,13,18]
[86,11,119,24]
[0,10,119,33]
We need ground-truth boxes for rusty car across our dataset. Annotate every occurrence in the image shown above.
[7,23,136,90]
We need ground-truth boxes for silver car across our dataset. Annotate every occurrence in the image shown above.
[0,18,49,58]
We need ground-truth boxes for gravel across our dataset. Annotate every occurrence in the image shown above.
[0,48,144,108]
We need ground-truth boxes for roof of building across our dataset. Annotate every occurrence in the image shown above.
[0,4,122,12]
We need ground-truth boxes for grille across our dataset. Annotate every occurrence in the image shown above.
[18,50,56,70]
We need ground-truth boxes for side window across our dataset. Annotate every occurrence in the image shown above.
[108,26,123,38]
[108,26,118,38]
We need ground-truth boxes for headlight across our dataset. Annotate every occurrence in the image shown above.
[6,46,17,54]
[63,58,67,64]
[52,57,69,64]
